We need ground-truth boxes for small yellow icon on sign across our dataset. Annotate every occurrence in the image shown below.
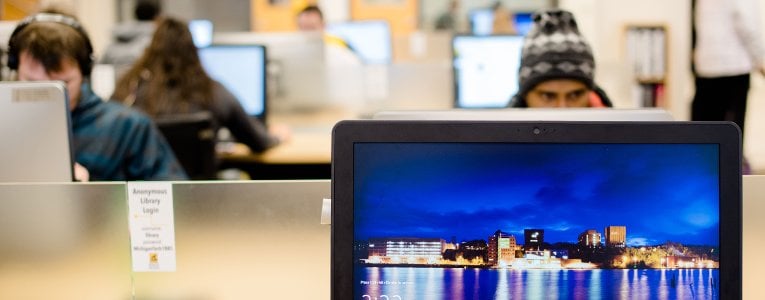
[149,253,158,264]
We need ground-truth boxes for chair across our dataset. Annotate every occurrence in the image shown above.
[155,112,218,180]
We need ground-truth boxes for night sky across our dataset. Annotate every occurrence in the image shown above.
[353,143,720,247]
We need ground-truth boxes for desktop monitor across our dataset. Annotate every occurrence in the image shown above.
[373,108,675,122]
[452,34,524,108]
[514,12,534,36]
[189,19,214,48]
[212,32,328,111]
[0,81,73,181]
[470,9,534,36]
[469,8,494,36]
[325,20,392,64]
[198,44,267,121]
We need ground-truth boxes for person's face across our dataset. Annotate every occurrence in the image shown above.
[525,79,591,108]
[297,11,324,31]
[17,51,83,111]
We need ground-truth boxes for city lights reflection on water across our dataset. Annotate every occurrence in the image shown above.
[357,267,719,299]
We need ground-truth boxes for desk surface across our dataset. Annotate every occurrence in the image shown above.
[219,126,333,164]
[217,108,352,179]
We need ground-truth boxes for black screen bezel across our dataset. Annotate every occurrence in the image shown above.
[331,120,742,300]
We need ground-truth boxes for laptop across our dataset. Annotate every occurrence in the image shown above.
[332,121,741,299]
[373,108,675,121]
[0,81,73,182]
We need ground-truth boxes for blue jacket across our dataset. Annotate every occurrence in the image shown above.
[71,83,188,181]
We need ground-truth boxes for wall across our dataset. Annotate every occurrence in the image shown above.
[560,0,692,117]
[561,0,765,172]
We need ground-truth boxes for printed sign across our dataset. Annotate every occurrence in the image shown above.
[127,182,177,272]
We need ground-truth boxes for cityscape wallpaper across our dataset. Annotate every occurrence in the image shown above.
[353,143,720,299]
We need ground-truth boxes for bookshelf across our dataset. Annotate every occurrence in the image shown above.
[625,25,667,107]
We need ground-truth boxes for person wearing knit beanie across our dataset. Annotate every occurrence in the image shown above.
[508,9,612,108]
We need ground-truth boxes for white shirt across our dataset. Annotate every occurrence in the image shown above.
[694,0,765,77]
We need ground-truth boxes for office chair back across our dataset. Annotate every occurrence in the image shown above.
[155,112,218,180]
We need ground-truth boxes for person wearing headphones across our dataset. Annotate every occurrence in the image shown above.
[7,10,187,181]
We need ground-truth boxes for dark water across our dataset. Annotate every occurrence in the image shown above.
[355,267,719,300]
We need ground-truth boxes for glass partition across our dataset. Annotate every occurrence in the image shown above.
[0,180,330,300]
[0,182,130,299]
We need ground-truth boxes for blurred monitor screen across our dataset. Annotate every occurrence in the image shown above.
[189,19,214,48]
[470,9,534,36]
[470,9,494,36]
[198,44,266,120]
[452,35,524,108]
[212,32,329,111]
[326,20,392,64]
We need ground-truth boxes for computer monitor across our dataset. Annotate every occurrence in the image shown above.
[189,19,214,48]
[326,20,392,64]
[514,12,534,36]
[373,108,675,122]
[452,34,524,108]
[0,81,73,182]
[213,32,330,112]
[198,44,267,121]
[469,8,494,36]
[470,9,534,36]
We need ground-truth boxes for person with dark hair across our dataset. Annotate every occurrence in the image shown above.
[112,17,288,158]
[508,9,612,108]
[134,0,162,21]
[8,12,186,181]
[435,0,460,31]
[297,5,324,31]
[296,5,362,66]
[101,0,163,77]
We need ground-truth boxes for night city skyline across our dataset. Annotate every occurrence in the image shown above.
[353,143,720,247]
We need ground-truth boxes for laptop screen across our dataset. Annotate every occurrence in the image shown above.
[198,44,266,121]
[452,35,524,108]
[332,121,742,299]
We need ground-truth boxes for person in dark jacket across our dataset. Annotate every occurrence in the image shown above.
[508,9,612,108]
[8,12,187,181]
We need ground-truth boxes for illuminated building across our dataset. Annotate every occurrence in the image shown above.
[366,238,445,264]
[578,229,602,248]
[488,230,517,266]
[524,229,544,250]
[512,250,563,269]
[605,226,626,248]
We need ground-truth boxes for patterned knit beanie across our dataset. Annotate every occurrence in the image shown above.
[513,9,595,106]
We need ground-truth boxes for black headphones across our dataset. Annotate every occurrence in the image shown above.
[7,13,95,76]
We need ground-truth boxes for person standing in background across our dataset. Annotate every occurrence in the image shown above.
[692,0,765,174]
[100,0,162,77]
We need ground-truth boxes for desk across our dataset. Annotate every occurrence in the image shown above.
[218,108,351,179]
